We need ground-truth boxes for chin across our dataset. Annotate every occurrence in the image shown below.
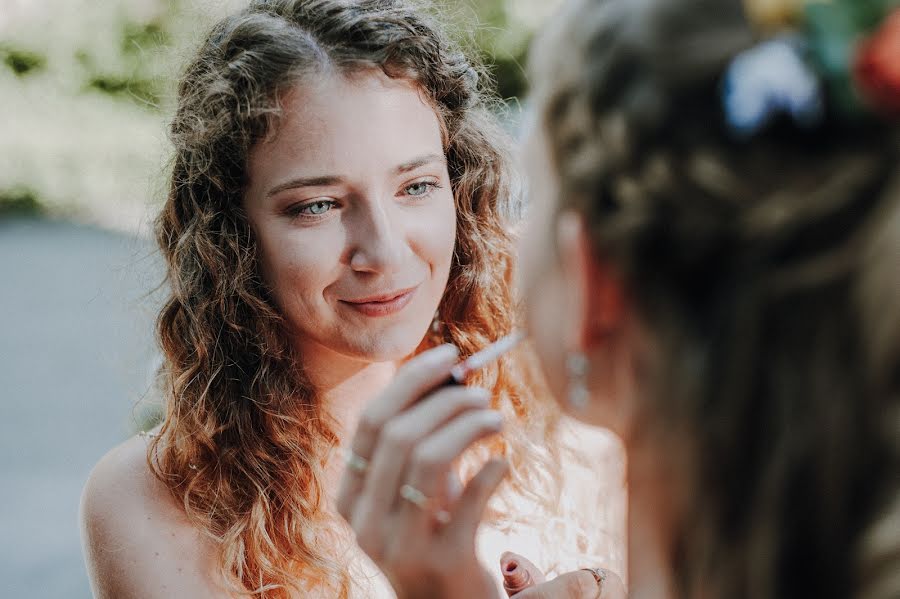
[340,321,432,363]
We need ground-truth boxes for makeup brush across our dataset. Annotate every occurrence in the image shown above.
[447,330,525,385]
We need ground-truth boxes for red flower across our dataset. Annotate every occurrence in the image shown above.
[854,8,900,115]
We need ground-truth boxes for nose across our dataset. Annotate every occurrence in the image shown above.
[347,197,409,275]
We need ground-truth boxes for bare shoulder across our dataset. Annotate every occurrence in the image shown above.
[79,434,228,598]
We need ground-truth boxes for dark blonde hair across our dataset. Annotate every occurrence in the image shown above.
[531,0,900,597]
[151,0,554,596]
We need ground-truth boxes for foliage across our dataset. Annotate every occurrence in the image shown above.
[0,187,43,217]
[0,0,556,231]
[1,45,46,76]
[803,0,900,117]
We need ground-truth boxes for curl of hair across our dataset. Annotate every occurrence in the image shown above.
[530,0,900,597]
[150,1,566,596]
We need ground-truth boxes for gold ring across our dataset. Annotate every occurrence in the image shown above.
[399,484,451,524]
[343,449,369,474]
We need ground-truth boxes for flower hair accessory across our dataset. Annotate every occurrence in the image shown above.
[855,8,900,115]
[725,0,900,138]
[722,37,825,138]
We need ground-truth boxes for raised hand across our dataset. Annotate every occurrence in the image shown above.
[336,344,509,599]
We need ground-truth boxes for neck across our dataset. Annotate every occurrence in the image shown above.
[301,342,399,443]
[625,443,679,599]
[298,342,399,499]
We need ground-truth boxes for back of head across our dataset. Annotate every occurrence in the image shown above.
[530,0,900,597]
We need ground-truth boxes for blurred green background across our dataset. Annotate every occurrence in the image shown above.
[0,0,561,233]
[0,1,561,597]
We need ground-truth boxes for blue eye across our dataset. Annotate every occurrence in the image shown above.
[298,200,335,216]
[405,181,439,197]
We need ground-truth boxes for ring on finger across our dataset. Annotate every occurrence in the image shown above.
[399,484,451,524]
[343,448,370,474]
[581,568,607,597]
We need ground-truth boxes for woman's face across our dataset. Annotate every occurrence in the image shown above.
[517,113,638,433]
[517,116,573,413]
[243,71,456,364]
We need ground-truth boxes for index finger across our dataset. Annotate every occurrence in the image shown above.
[353,344,459,455]
[336,344,459,520]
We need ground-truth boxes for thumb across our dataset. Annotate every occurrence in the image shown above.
[514,571,600,599]
[499,552,546,597]
[514,568,627,599]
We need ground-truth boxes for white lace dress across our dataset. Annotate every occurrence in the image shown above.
[141,418,626,598]
[341,418,627,598]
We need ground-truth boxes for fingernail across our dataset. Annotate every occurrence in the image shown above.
[438,343,460,360]
[499,551,518,568]
[486,410,503,429]
[428,344,459,365]
[502,561,532,594]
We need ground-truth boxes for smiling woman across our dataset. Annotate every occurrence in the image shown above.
[243,74,457,366]
[77,1,623,598]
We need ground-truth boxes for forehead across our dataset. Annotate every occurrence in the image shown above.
[250,70,445,177]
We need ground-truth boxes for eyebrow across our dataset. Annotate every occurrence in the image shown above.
[265,153,447,198]
[265,175,343,198]
[393,153,446,175]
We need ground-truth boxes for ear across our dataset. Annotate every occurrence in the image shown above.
[556,211,625,353]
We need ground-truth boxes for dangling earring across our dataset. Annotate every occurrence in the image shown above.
[566,352,590,410]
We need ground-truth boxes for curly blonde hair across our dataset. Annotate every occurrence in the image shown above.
[150,0,559,596]
[531,0,900,597]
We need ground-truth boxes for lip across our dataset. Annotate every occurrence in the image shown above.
[340,286,419,317]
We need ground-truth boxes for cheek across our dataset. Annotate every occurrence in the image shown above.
[515,219,541,301]
[524,256,569,403]
[256,223,341,308]
[411,192,457,276]
[518,213,570,404]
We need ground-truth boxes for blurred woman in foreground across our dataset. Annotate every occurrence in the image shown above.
[522,0,900,595]
[342,0,900,597]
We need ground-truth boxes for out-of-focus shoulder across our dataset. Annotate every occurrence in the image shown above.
[555,417,627,576]
[79,434,225,598]
[555,416,626,474]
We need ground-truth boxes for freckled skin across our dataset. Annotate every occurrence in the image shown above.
[243,72,457,371]
[80,71,459,599]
